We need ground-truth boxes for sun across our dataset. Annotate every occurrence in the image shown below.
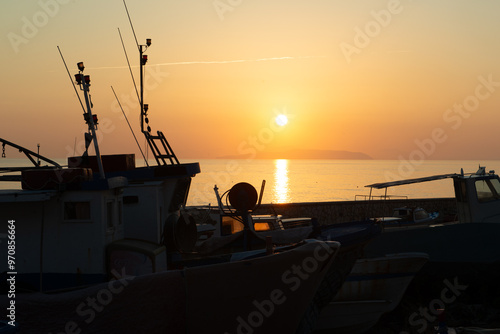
[275,114,288,127]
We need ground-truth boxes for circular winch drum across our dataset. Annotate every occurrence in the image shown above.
[228,182,258,211]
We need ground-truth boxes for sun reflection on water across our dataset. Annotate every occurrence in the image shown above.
[273,159,290,203]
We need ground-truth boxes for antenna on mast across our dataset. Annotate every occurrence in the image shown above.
[122,0,179,166]
[122,1,152,136]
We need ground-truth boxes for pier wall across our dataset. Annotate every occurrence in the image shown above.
[253,198,457,225]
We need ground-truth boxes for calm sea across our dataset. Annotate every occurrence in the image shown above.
[184,159,500,206]
[2,158,499,206]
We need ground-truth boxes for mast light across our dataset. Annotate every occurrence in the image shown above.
[144,104,149,112]
[77,62,85,72]
[146,38,151,46]
[142,55,148,65]
[74,73,83,85]
[83,113,99,125]
[84,75,90,84]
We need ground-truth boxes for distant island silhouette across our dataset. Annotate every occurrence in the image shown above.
[217,149,372,160]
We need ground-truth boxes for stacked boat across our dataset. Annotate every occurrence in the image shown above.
[195,182,430,333]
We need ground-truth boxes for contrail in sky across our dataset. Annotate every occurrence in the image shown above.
[80,55,326,70]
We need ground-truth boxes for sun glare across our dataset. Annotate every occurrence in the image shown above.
[275,114,288,127]
[273,159,290,203]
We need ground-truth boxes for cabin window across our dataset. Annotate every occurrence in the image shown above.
[475,178,500,202]
[394,209,410,217]
[123,196,139,204]
[64,202,91,221]
[254,222,272,231]
[169,178,191,212]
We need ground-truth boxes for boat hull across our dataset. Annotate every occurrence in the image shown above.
[315,300,391,334]
[364,222,500,263]
[1,240,339,334]
[315,253,429,333]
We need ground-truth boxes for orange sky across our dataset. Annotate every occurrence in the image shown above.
[1,0,500,161]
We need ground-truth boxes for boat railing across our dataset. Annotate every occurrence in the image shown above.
[355,194,408,201]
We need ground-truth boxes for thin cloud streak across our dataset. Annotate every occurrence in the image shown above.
[79,55,326,70]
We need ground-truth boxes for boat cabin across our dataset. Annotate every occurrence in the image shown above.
[0,170,127,291]
[454,167,500,223]
[68,154,200,250]
[365,166,500,224]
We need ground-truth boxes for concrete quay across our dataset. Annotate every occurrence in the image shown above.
[252,198,457,225]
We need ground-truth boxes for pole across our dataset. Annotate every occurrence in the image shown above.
[140,45,145,134]
[82,75,105,179]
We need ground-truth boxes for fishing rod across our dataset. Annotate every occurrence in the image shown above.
[118,27,141,107]
[111,85,148,166]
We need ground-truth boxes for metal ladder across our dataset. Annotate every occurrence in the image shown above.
[145,130,179,165]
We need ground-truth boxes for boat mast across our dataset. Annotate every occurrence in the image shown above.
[75,62,105,179]
[123,0,179,165]
[139,39,151,135]
[137,37,179,166]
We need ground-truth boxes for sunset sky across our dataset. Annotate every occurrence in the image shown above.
[1,0,500,161]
